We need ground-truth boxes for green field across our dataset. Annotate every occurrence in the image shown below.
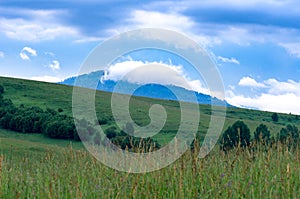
[0,76,300,198]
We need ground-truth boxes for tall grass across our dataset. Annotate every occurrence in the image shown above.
[1,143,299,198]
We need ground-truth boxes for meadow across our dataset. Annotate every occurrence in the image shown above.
[0,76,300,198]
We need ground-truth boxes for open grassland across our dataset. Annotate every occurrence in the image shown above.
[0,134,300,198]
[0,76,300,198]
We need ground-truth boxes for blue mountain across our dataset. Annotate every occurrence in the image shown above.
[59,71,231,107]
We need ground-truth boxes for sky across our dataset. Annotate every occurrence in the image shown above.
[1,0,300,114]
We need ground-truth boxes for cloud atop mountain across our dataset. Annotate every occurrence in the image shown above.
[101,60,211,95]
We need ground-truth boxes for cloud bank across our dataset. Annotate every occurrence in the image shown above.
[227,77,300,114]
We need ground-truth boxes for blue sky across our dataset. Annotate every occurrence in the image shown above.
[1,0,300,114]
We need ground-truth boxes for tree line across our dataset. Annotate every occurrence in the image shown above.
[0,85,159,151]
[1,84,299,153]
[220,120,299,151]
[0,85,81,140]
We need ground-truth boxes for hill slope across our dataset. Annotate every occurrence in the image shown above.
[1,76,300,199]
[0,76,299,140]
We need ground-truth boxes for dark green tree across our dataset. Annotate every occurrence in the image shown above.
[277,124,299,146]
[0,85,4,95]
[105,126,118,139]
[220,120,251,151]
[254,124,270,144]
[94,133,101,145]
[124,122,134,135]
[286,124,299,140]
[271,113,278,122]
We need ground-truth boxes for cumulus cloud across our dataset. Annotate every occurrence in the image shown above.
[227,77,300,114]
[238,77,266,88]
[0,51,4,58]
[19,47,37,60]
[217,56,240,64]
[31,76,62,83]
[265,78,300,96]
[102,60,210,95]
[49,60,60,71]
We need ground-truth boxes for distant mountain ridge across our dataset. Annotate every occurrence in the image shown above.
[59,71,232,107]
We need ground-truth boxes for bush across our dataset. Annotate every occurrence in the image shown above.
[94,133,101,145]
[111,135,160,152]
[220,120,251,151]
[254,124,270,144]
[271,113,278,122]
[277,124,299,146]
[0,85,4,95]
[105,126,118,139]
[123,122,134,135]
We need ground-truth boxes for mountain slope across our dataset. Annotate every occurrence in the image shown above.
[60,71,232,107]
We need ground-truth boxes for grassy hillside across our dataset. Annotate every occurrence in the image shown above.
[0,76,298,140]
[0,76,300,198]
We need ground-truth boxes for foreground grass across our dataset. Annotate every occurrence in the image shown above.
[1,142,299,198]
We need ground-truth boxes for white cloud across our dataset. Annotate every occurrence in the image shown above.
[238,77,266,88]
[0,8,80,42]
[279,42,300,58]
[227,77,300,114]
[265,78,300,95]
[113,9,289,48]
[0,17,78,42]
[217,56,240,64]
[227,93,300,115]
[31,76,62,83]
[19,47,37,60]
[49,60,60,71]
[0,51,4,58]
[102,60,210,95]
[108,9,219,48]
[129,10,195,32]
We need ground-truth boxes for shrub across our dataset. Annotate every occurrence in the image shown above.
[105,126,118,139]
[277,124,299,146]
[0,85,4,95]
[220,120,251,151]
[94,133,101,145]
[254,124,270,144]
[123,122,134,135]
[271,113,278,122]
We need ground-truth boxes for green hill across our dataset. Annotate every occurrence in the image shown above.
[0,76,300,198]
[0,76,298,140]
